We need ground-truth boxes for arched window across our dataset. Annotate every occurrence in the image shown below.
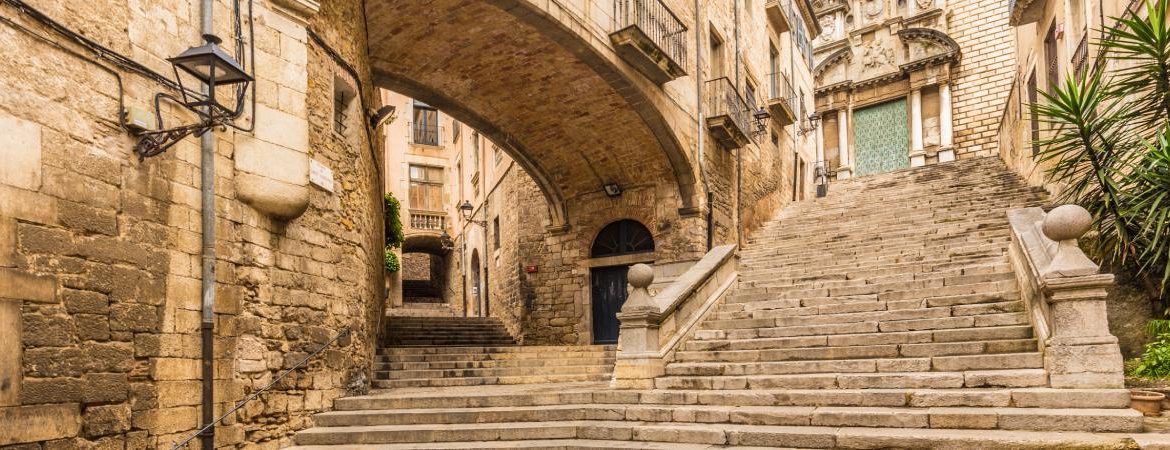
[590,220,654,258]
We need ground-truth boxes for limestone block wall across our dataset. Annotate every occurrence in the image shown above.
[949,0,1017,159]
[0,0,383,447]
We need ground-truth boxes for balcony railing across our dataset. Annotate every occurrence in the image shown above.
[1072,31,1089,82]
[704,77,752,149]
[409,122,443,146]
[767,71,797,125]
[611,0,688,84]
[409,210,448,231]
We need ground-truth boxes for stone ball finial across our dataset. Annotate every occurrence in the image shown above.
[1042,204,1093,242]
[628,263,654,289]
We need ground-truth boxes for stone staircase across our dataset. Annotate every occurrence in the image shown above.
[377,316,616,388]
[290,158,1147,449]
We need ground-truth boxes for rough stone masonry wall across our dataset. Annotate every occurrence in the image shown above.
[0,0,383,448]
[950,0,1017,159]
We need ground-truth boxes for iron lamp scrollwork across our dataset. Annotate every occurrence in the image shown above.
[134,34,253,160]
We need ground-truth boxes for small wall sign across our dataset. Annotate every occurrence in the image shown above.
[309,159,334,193]
[525,265,539,273]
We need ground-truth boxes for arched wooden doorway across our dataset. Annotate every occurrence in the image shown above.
[590,219,654,344]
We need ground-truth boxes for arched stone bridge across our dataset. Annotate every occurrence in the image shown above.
[366,0,701,232]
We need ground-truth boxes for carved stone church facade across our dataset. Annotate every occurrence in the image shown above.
[812,0,1014,179]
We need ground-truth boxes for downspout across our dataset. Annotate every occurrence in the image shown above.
[734,0,743,249]
[695,0,712,251]
[198,0,216,449]
[789,5,799,202]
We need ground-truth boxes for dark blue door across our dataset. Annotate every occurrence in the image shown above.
[591,265,628,344]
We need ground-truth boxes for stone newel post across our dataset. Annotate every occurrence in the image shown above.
[1039,205,1124,388]
[612,264,665,389]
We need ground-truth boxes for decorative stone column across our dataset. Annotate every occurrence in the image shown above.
[909,89,926,167]
[815,113,825,165]
[836,109,852,179]
[1039,205,1125,388]
[938,82,956,162]
[611,264,665,389]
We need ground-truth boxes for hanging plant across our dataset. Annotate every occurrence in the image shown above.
[384,192,405,249]
[384,248,400,273]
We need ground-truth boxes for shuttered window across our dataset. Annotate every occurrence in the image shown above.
[408,165,445,212]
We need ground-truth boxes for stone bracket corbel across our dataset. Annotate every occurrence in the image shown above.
[269,0,320,24]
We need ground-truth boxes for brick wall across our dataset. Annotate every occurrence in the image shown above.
[950,0,1017,159]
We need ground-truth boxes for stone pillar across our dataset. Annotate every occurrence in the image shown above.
[611,264,664,389]
[938,82,956,162]
[836,109,851,179]
[910,89,926,167]
[1040,205,1125,388]
[815,114,825,166]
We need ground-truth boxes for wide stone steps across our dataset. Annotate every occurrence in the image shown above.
[378,356,617,370]
[687,324,1034,351]
[292,421,1144,448]
[653,368,1051,390]
[383,316,516,347]
[377,363,616,380]
[373,372,614,389]
[667,351,1041,375]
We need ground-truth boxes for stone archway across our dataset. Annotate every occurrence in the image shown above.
[365,0,701,230]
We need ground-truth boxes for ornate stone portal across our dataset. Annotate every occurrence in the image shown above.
[811,0,960,179]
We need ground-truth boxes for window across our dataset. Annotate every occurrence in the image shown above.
[745,80,757,111]
[769,44,780,98]
[492,216,501,248]
[493,144,502,166]
[332,75,355,135]
[408,165,445,211]
[412,102,440,146]
[709,27,725,79]
[792,12,813,68]
[1027,71,1040,157]
[1044,22,1060,95]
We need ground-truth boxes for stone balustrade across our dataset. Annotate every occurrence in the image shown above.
[611,245,737,388]
[1006,204,1125,388]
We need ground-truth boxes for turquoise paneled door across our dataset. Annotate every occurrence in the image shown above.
[853,100,909,177]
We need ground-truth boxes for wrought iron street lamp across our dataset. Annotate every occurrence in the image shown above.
[797,113,821,137]
[751,107,771,138]
[134,34,253,159]
[440,229,455,252]
[459,200,488,228]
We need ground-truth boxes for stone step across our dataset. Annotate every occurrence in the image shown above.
[292,421,1141,447]
[701,308,1029,335]
[667,350,1041,374]
[334,387,1131,411]
[379,357,618,371]
[653,369,1049,390]
[379,351,615,363]
[671,342,1038,366]
[286,439,745,449]
[688,325,1035,350]
[372,373,614,389]
[309,403,1142,432]
[377,363,615,380]
[732,267,1015,294]
[711,297,1023,324]
[378,345,614,355]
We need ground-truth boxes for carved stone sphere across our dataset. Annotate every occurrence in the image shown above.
[628,263,654,289]
[1042,204,1093,242]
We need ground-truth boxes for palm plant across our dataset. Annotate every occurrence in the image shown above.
[1034,0,1170,314]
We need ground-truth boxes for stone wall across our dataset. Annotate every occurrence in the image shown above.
[950,0,1017,159]
[0,0,384,447]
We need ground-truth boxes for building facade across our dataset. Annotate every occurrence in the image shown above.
[812,0,1015,179]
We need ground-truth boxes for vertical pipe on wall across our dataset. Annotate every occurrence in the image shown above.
[198,0,217,448]
[695,0,712,250]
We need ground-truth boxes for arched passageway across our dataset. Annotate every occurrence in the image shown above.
[365,0,700,230]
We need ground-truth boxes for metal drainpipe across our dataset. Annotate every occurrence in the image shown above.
[198,0,217,448]
[734,0,743,249]
[695,0,712,251]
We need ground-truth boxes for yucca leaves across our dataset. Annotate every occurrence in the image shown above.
[1033,0,1170,313]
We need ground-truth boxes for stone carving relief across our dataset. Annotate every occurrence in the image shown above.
[819,16,836,42]
[863,0,883,19]
[916,0,935,10]
[861,40,894,71]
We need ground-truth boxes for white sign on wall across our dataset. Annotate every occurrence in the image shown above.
[309,159,335,193]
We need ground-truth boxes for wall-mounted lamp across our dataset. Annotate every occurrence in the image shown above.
[134,34,252,160]
[439,229,455,252]
[751,107,771,138]
[603,183,623,197]
[459,200,488,228]
[369,105,397,128]
[797,113,821,137]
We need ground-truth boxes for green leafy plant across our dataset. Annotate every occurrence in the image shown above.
[1131,320,1170,378]
[383,193,404,273]
[1034,0,1170,313]
[384,248,400,273]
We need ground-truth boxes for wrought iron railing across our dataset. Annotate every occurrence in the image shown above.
[705,77,751,136]
[768,71,795,110]
[1072,31,1089,82]
[410,210,448,231]
[169,328,353,450]
[409,122,442,146]
[614,0,687,68]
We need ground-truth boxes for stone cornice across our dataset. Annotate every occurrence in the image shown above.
[269,0,320,24]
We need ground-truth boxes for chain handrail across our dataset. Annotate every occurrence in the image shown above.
[169,327,353,450]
